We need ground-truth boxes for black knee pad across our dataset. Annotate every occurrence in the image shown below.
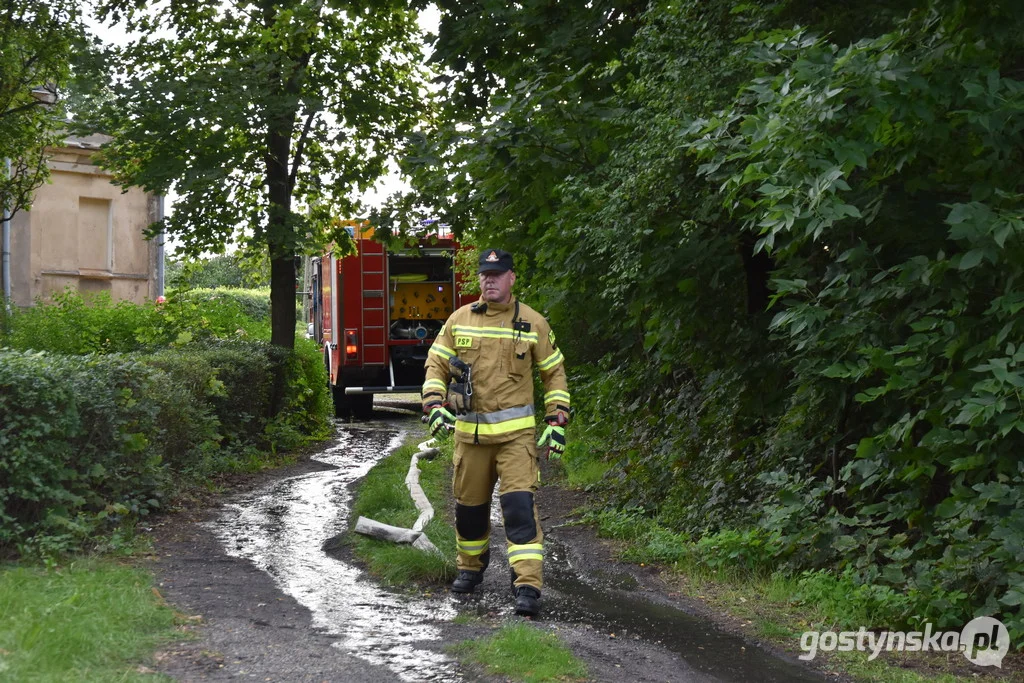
[455,502,490,540]
[500,491,537,544]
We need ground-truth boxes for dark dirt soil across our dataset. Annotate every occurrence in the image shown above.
[142,426,1018,683]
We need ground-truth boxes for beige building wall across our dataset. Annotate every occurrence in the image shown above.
[8,133,159,308]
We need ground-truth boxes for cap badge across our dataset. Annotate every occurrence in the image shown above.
[485,251,499,262]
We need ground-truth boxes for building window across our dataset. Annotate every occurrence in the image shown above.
[78,197,112,272]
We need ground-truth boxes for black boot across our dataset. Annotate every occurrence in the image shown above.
[451,570,484,594]
[514,586,540,616]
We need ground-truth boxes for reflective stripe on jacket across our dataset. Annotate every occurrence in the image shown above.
[422,296,569,444]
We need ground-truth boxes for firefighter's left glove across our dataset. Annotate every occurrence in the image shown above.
[426,402,456,437]
[537,421,566,459]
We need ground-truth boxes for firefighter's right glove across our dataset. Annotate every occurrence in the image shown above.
[537,421,566,459]
[426,402,456,437]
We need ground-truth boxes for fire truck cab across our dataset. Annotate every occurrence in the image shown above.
[309,223,472,418]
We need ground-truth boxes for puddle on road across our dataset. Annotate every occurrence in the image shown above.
[210,407,823,682]
[542,538,824,682]
[207,412,461,682]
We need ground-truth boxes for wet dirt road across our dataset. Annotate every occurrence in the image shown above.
[208,413,460,681]
[153,401,826,682]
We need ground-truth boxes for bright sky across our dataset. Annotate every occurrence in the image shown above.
[85,4,440,254]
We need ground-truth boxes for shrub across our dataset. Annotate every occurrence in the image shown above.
[264,337,334,449]
[4,290,159,354]
[0,351,168,556]
[0,339,332,557]
[174,287,271,323]
[3,289,269,354]
[135,292,269,346]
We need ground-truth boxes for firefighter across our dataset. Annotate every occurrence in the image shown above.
[421,248,569,617]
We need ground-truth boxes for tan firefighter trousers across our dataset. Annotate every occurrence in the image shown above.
[452,429,543,590]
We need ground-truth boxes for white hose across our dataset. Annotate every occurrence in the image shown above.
[353,435,444,557]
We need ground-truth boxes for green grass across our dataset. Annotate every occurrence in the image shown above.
[559,437,611,488]
[349,438,457,584]
[562,438,1014,683]
[0,558,179,682]
[583,515,1009,683]
[449,622,587,683]
[681,572,999,683]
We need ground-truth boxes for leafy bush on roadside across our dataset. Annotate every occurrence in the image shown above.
[264,337,334,449]
[793,569,917,632]
[0,351,168,556]
[3,288,268,354]
[539,1,1024,642]
[174,287,270,322]
[3,290,158,354]
[0,339,331,558]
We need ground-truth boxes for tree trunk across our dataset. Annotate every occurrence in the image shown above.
[269,254,296,349]
[266,112,295,349]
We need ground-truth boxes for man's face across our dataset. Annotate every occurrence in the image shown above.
[479,269,515,303]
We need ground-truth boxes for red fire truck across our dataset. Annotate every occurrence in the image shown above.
[308,222,473,418]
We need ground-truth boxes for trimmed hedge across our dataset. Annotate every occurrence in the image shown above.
[2,289,269,355]
[0,338,331,557]
[173,288,271,323]
[0,352,168,555]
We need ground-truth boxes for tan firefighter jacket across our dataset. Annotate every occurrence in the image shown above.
[422,296,569,444]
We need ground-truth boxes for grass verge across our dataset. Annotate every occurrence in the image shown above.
[349,436,457,584]
[0,557,180,682]
[565,475,1021,681]
[449,621,587,683]
[661,567,1012,683]
[351,431,592,682]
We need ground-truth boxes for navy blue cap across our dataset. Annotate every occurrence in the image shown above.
[478,248,514,273]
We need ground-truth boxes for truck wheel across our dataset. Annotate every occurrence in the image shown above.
[351,393,374,419]
[331,383,349,418]
[331,385,373,419]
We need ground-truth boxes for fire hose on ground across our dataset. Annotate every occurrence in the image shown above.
[352,436,444,557]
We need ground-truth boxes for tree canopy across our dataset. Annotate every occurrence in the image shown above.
[390,0,1024,640]
[0,0,83,222]
[94,0,429,347]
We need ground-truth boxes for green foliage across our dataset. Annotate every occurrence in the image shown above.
[686,2,1024,639]
[93,0,429,348]
[0,351,169,556]
[0,560,177,681]
[4,288,268,354]
[690,528,782,575]
[265,337,335,450]
[590,508,781,573]
[0,338,331,557]
[792,569,916,632]
[5,289,157,354]
[0,1,79,222]
[175,287,271,322]
[558,436,611,489]
[136,292,271,347]
[166,253,270,290]
[407,0,1024,643]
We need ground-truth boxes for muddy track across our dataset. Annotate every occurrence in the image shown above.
[146,411,829,682]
